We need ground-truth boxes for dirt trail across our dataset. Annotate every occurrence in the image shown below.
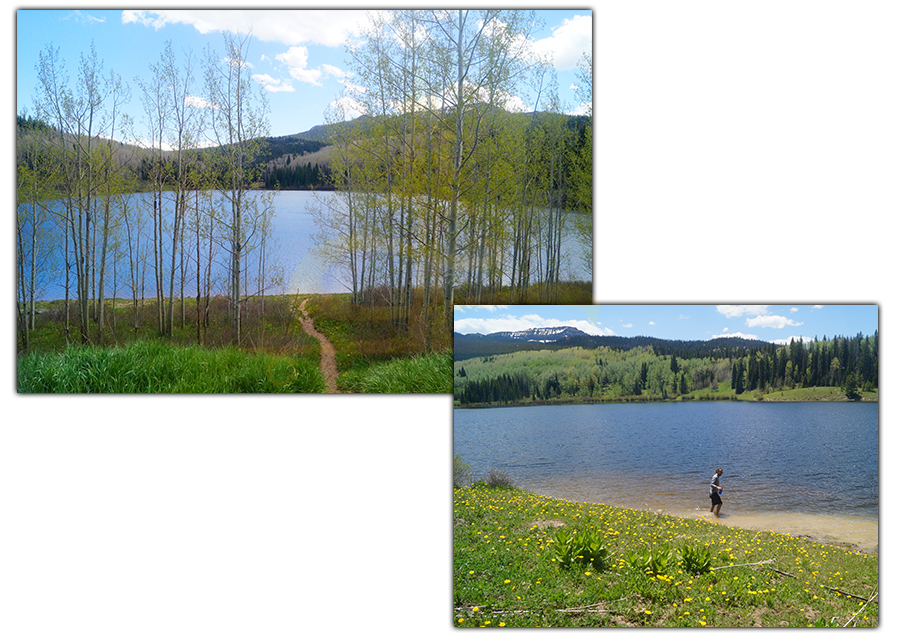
[298,298,341,393]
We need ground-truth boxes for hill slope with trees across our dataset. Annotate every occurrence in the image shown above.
[454,332,878,406]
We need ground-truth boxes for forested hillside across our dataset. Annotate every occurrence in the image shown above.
[454,332,775,361]
[454,333,878,405]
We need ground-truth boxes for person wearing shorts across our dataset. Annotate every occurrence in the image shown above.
[709,467,724,516]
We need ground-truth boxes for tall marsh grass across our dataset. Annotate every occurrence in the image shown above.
[17,340,325,393]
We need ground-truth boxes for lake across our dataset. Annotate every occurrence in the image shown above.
[25,190,590,301]
[454,401,879,552]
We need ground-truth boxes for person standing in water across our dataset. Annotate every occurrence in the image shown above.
[709,467,724,516]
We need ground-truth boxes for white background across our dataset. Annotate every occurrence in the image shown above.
[4,1,897,637]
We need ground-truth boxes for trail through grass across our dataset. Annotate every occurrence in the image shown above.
[303,294,452,393]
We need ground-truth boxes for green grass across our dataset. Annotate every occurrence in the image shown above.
[17,340,326,393]
[754,386,878,402]
[454,485,878,628]
[338,350,453,393]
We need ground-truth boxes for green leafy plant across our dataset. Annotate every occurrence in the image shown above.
[552,528,611,572]
[624,549,652,573]
[679,544,713,575]
[551,529,578,569]
[648,546,674,574]
[579,532,611,572]
[625,546,673,575]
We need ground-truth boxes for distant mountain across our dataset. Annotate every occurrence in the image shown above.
[292,114,378,144]
[454,326,591,360]
[454,329,777,361]
[291,110,589,145]
[462,326,590,343]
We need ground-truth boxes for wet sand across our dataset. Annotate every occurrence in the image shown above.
[516,477,878,554]
[666,507,878,554]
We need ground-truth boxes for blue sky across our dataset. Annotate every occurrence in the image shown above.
[16,8,592,140]
[454,304,879,345]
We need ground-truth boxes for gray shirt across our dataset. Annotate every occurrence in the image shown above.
[710,473,722,496]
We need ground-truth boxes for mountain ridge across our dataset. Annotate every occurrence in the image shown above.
[458,326,590,343]
[453,328,778,361]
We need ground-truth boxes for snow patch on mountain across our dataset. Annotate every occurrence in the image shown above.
[491,326,589,342]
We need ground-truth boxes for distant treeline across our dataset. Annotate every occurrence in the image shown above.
[259,135,331,190]
[17,115,332,191]
[454,332,878,405]
[263,160,329,190]
[456,370,531,405]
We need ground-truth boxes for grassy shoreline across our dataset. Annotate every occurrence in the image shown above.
[454,485,878,627]
[454,385,878,409]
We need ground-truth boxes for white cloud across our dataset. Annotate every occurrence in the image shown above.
[502,94,529,113]
[66,10,105,25]
[716,305,770,318]
[253,74,295,93]
[321,64,350,79]
[746,315,802,329]
[648,321,656,325]
[276,45,333,85]
[568,102,592,117]
[455,305,508,312]
[121,9,368,47]
[812,305,825,310]
[622,323,633,329]
[329,95,367,121]
[338,79,366,95]
[531,14,592,70]
[772,335,816,345]
[790,307,799,313]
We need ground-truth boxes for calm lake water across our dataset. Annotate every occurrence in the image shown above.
[28,190,590,301]
[454,402,879,552]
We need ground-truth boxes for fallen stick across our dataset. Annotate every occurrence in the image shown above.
[824,585,879,604]
[455,599,621,617]
[844,590,878,627]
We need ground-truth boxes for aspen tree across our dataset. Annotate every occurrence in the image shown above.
[204,33,271,344]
